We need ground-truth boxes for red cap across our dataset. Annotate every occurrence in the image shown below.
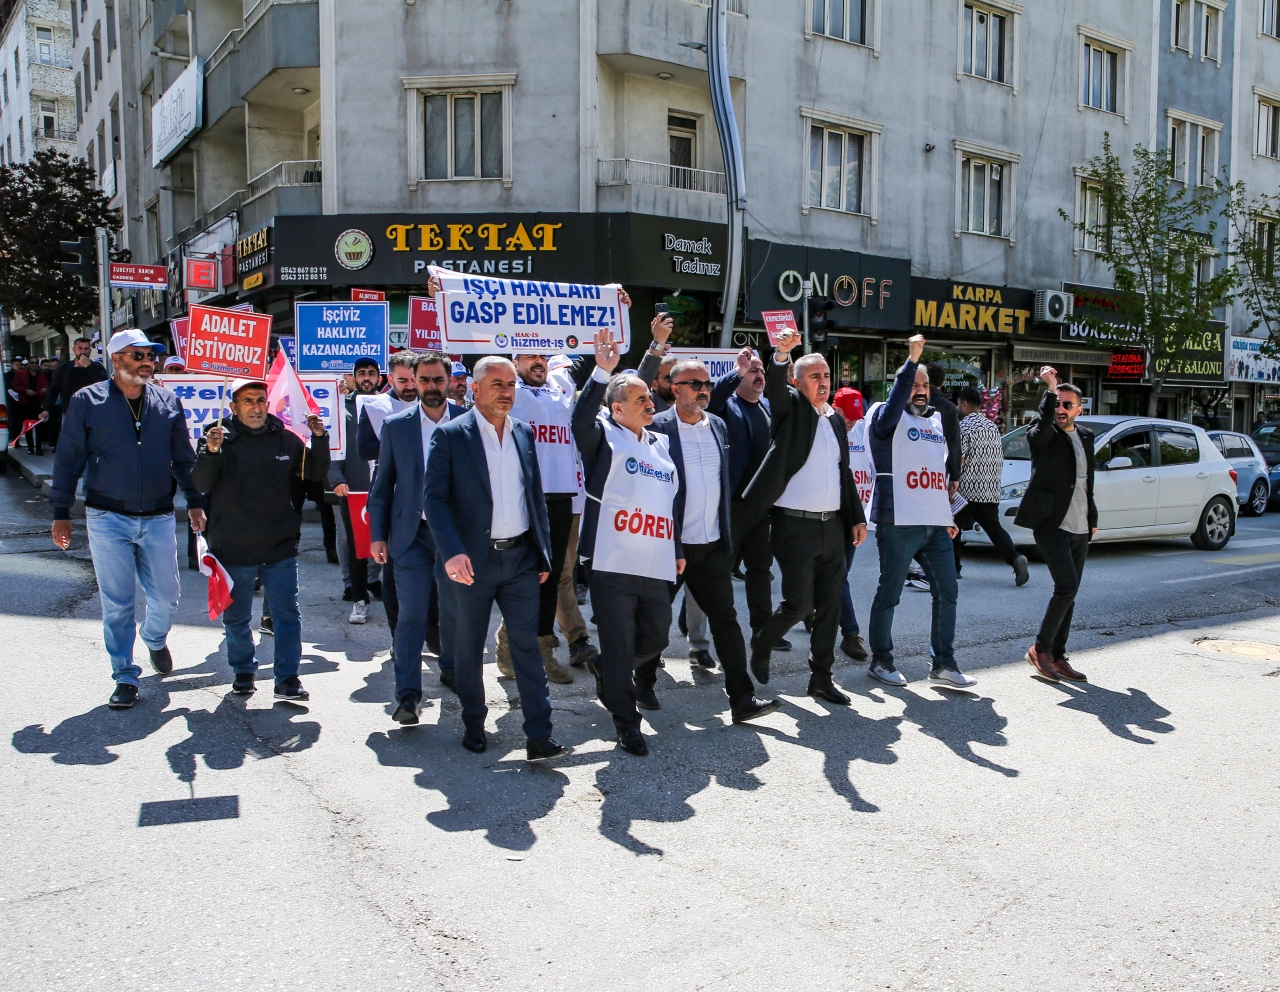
[832,386,864,423]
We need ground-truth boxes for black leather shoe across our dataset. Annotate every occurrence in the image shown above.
[326,549,340,564]
[749,647,770,685]
[731,696,781,723]
[526,736,568,760]
[772,638,793,652]
[149,646,173,675]
[617,730,648,756]
[108,683,138,709]
[808,678,851,705]
[840,633,868,662]
[231,672,256,695]
[462,728,487,753]
[690,648,715,669]
[425,627,441,656]
[392,697,420,725]
[586,657,604,701]
[635,683,660,711]
[368,580,383,599]
[273,677,310,702]
[439,670,455,690]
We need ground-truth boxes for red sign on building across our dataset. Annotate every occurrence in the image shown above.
[351,288,386,302]
[1107,349,1147,382]
[109,263,169,290]
[185,257,220,292]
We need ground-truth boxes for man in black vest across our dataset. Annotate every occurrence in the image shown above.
[1015,366,1096,684]
[739,329,867,704]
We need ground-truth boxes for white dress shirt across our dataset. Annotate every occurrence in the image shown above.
[676,415,722,544]
[419,406,446,519]
[477,414,529,539]
[776,406,842,512]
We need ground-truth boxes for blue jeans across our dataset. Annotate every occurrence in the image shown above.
[222,558,302,681]
[840,541,860,636]
[85,509,182,686]
[868,523,958,670]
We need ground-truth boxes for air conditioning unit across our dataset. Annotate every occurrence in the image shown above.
[1034,290,1074,324]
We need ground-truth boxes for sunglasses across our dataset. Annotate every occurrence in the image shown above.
[119,350,156,362]
[1059,402,1078,410]
[674,379,712,392]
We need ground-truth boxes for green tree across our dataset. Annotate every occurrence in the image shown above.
[1061,135,1236,416]
[1225,186,1280,357]
[0,148,126,352]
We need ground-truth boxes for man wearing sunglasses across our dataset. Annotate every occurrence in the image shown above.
[49,329,203,710]
[1015,366,1096,683]
[649,360,779,723]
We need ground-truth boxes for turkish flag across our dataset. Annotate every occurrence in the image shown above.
[196,533,235,621]
[346,492,371,559]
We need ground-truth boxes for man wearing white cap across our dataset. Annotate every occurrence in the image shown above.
[192,377,329,701]
[50,330,203,709]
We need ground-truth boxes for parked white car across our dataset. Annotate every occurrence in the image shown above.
[964,416,1238,552]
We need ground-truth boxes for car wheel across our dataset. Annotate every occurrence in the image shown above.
[1243,480,1269,517]
[1190,496,1233,551]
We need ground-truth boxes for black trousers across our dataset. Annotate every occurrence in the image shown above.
[953,500,1019,570]
[290,480,337,553]
[1033,527,1090,657]
[731,507,775,631]
[539,496,574,636]
[381,551,437,639]
[338,500,369,602]
[591,569,672,736]
[755,511,846,676]
[665,542,754,705]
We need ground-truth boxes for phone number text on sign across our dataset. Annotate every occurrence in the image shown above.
[432,266,630,355]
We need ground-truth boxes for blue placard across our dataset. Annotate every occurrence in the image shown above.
[278,335,297,366]
[294,301,389,372]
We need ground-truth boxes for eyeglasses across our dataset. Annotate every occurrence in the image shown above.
[119,350,156,362]
[674,379,712,392]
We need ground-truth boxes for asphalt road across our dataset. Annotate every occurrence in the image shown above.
[1,467,1277,992]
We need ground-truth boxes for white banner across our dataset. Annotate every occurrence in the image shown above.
[432,266,630,355]
[152,58,203,166]
[667,348,744,380]
[1229,335,1280,383]
[158,374,345,455]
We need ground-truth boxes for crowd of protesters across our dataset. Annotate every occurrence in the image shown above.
[41,293,1095,759]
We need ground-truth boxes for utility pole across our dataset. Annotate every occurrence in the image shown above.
[802,278,812,355]
[96,227,112,347]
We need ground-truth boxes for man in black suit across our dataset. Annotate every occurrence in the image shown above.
[1015,366,1096,684]
[739,329,867,704]
[424,356,564,760]
[650,359,778,723]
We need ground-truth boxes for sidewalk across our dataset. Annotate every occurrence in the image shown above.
[8,446,57,497]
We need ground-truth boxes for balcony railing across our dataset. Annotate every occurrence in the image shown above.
[32,126,76,143]
[168,189,248,252]
[245,159,322,201]
[207,28,241,71]
[597,158,727,196]
[244,0,316,34]
[29,55,75,70]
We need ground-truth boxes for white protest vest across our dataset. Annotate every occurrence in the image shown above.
[591,420,680,582]
[512,379,580,495]
[887,408,953,526]
[847,413,875,529]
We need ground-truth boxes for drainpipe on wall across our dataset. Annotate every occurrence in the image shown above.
[705,0,745,349]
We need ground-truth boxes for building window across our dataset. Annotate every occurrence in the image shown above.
[1259,98,1280,158]
[1266,0,1280,38]
[963,4,1006,82]
[1198,126,1218,185]
[92,26,102,82]
[403,73,515,189]
[71,10,77,44]
[17,119,23,157]
[82,53,91,104]
[14,50,20,85]
[106,0,117,54]
[39,100,55,136]
[2,70,7,104]
[5,137,11,162]
[1255,218,1277,278]
[37,27,53,64]
[812,0,867,45]
[1173,0,1191,49]
[1170,118,1190,181]
[141,87,152,149]
[1083,41,1119,112]
[75,75,83,124]
[668,113,698,187]
[1079,180,1109,252]
[1200,1,1221,61]
[807,123,865,214]
[960,154,1005,235]
[96,121,105,175]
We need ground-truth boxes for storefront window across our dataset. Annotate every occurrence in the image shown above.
[885,345,991,395]
[662,293,706,347]
[1008,363,1043,427]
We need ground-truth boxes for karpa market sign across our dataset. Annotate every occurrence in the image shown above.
[433,267,631,355]
[152,58,203,166]
[185,304,273,379]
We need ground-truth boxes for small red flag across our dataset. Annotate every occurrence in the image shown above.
[346,492,371,559]
[196,533,236,621]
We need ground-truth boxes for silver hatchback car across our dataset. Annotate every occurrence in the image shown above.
[1206,431,1271,516]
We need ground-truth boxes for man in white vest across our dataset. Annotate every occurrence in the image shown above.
[571,327,685,757]
[865,335,976,688]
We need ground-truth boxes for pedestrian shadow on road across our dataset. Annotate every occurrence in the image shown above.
[165,693,321,785]
[896,687,1019,778]
[11,676,189,765]
[1049,681,1174,744]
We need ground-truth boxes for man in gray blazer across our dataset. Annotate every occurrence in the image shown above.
[649,359,778,723]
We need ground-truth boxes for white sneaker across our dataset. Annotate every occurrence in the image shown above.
[868,662,907,687]
[349,600,369,625]
[930,667,976,688]
[906,578,931,592]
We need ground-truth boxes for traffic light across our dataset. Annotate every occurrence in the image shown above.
[809,297,835,347]
[60,236,96,286]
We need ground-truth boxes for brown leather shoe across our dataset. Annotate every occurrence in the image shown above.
[1025,644,1060,682]
[1052,654,1087,681]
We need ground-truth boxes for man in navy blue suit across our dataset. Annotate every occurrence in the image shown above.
[424,356,564,760]
[367,352,464,721]
[650,359,778,724]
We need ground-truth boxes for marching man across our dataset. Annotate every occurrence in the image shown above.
[865,335,976,688]
[571,326,685,757]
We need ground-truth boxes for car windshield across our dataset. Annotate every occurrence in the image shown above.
[1252,423,1280,465]
[1001,419,1114,460]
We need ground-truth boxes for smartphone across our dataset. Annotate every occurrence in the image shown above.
[654,303,670,316]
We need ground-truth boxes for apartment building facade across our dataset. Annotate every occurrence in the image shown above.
[51,0,1280,426]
